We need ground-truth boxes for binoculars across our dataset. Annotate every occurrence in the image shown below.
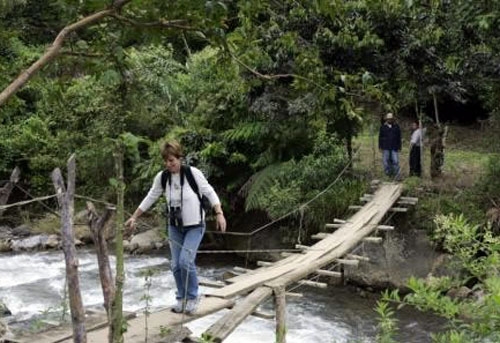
[168,206,183,227]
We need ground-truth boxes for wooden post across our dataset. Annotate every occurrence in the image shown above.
[110,145,125,343]
[86,201,116,317]
[0,166,20,217]
[51,155,87,343]
[274,285,287,343]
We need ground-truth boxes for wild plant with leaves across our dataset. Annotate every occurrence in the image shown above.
[376,213,500,342]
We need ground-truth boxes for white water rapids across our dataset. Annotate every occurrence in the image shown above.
[0,250,440,342]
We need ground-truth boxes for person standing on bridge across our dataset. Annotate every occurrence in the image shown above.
[125,140,227,315]
[379,112,402,180]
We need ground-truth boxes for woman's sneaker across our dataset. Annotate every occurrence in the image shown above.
[185,296,200,315]
[171,299,184,313]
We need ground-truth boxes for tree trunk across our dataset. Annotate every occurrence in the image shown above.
[0,167,20,217]
[346,134,353,173]
[86,202,116,318]
[51,155,87,343]
[110,146,125,343]
[432,92,441,128]
[0,1,131,108]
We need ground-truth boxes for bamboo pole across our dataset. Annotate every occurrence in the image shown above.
[51,155,87,343]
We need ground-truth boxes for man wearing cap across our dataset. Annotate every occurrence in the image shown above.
[379,112,402,179]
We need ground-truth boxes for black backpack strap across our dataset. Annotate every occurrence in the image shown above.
[184,166,205,221]
[183,166,202,202]
[161,170,171,190]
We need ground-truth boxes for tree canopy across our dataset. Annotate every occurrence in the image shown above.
[0,0,499,215]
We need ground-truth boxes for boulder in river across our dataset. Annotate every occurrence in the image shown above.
[125,228,165,254]
[0,300,11,317]
[11,234,61,251]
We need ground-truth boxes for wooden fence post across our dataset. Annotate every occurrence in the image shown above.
[51,154,87,343]
[274,285,287,343]
[86,202,116,318]
[0,166,20,217]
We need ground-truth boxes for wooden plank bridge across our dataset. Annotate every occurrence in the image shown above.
[27,182,416,343]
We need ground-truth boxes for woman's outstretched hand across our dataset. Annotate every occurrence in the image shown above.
[216,213,226,232]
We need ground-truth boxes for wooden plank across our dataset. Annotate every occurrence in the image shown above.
[204,287,273,343]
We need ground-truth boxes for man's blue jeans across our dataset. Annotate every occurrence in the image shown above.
[382,150,400,178]
[168,224,205,300]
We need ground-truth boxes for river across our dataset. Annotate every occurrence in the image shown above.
[0,250,442,342]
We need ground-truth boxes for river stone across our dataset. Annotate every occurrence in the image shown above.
[447,286,472,300]
[45,234,60,249]
[0,226,13,240]
[126,228,165,254]
[0,300,11,317]
[11,234,55,251]
[12,224,32,237]
[0,239,11,253]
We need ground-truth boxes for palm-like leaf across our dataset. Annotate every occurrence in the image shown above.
[239,163,288,212]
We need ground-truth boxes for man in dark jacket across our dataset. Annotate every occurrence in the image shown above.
[379,112,402,179]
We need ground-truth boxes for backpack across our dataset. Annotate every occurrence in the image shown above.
[160,165,212,214]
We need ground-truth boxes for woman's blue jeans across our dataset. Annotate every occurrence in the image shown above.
[168,224,205,300]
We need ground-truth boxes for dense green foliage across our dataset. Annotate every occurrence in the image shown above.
[0,0,499,225]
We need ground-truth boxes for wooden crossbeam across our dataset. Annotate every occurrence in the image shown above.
[349,205,408,212]
[325,223,395,230]
[312,233,383,243]
[362,194,418,204]
[360,196,418,206]
[233,266,253,273]
[316,269,342,277]
[376,225,395,231]
[297,280,328,288]
[336,259,359,267]
[199,279,226,288]
[363,236,383,243]
[257,261,273,267]
[346,254,370,262]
